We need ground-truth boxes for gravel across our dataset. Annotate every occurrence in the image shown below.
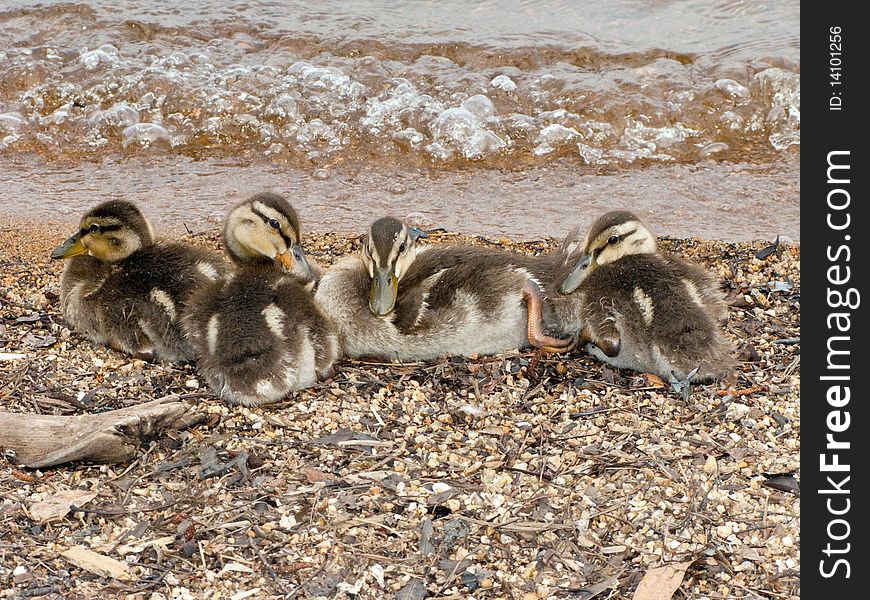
[1,221,800,599]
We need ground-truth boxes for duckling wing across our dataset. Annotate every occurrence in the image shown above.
[208,276,280,367]
[589,255,735,379]
[391,248,507,333]
[58,256,114,342]
[108,244,224,359]
[662,255,729,322]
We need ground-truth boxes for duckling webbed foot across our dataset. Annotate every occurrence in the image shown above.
[522,280,576,353]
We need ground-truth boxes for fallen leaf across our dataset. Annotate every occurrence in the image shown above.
[762,474,800,496]
[438,559,473,575]
[717,385,767,398]
[755,235,780,260]
[29,490,98,523]
[571,574,619,597]
[738,344,761,362]
[632,561,693,600]
[640,373,666,388]
[396,578,426,600]
[302,467,333,483]
[24,333,57,348]
[61,546,133,581]
[312,428,361,444]
[219,562,255,576]
[724,289,754,308]
[419,518,435,556]
[305,571,345,597]
[199,446,250,479]
[728,447,748,461]
[11,469,34,483]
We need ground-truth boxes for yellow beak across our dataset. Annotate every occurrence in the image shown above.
[51,232,88,260]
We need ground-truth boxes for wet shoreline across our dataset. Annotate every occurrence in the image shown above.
[1,152,799,243]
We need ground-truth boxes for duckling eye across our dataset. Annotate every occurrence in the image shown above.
[89,224,100,233]
[269,218,280,229]
[607,235,619,245]
[398,242,406,254]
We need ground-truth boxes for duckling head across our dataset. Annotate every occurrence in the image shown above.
[224,192,313,283]
[361,216,427,316]
[559,210,656,294]
[51,200,155,262]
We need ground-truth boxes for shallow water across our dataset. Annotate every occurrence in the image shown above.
[0,0,799,241]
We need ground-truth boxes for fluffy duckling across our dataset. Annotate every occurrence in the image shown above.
[558,210,735,382]
[314,216,574,361]
[181,192,339,407]
[51,200,225,361]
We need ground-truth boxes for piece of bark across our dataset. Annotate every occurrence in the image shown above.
[61,546,134,581]
[0,395,204,469]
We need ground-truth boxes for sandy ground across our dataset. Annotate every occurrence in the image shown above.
[0,222,799,599]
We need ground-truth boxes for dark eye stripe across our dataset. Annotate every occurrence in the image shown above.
[601,227,636,249]
[251,206,296,247]
[82,223,121,235]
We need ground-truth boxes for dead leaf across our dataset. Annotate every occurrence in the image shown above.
[762,473,800,496]
[219,562,255,576]
[24,333,57,348]
[724,289,754,308]
[755,235,780,260]
[11,469,34,483]
[738,344,761,362]
[29,489,98,523]
[640,373,666,388]
[302,467,333,483]
[61,546,133,581]
[419,518,435,556]
[728,447,748,461]
[396,578,426,600]
[572,574,619,597]
[632,560,693,600]
[717,385,767,398]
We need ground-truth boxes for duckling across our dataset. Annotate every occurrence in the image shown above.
[181,192,339,407]
[314,216,574,361]
[51,200,225,361]
[558,210,735,382]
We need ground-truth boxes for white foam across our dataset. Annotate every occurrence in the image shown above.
[122,123,171,148]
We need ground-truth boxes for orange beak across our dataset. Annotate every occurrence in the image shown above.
[275,250,294,271]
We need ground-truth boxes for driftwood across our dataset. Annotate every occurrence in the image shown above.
[0,395,203,469]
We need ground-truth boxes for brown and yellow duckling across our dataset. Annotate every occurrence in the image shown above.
[313,216,573,361]
[181,192,339,407]
[558,210,736,382]
[51,200,225,362]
